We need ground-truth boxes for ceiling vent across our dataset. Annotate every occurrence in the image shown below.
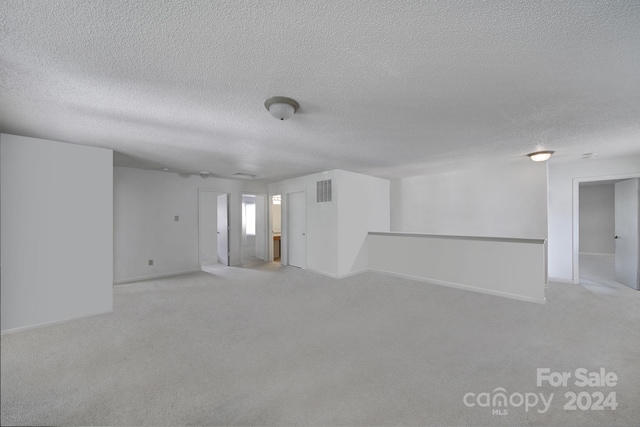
[317,179,332,203]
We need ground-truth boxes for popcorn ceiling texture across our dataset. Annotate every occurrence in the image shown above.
[1,1,639,180]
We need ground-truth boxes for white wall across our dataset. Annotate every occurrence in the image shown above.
[369,233,546,303]
[1,134,113,332]
[335,170,390,276]
[391,160,548,239]
[268,169,391,278]
[268,171,339,276]
[114,167,266,282]
[548,155,640,282]
[579,184,615,254]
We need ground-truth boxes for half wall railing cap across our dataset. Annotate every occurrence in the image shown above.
[367,231,546,245]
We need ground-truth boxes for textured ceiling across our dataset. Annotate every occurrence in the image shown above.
[1,1,639,181]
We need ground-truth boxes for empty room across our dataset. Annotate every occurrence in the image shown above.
[1,1,639,426]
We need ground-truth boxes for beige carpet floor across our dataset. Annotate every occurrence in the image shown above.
[2,262,639,426]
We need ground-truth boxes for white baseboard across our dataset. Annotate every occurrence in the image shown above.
[306,268,339,279]
[114,269,201,284]
[548,276,575,284]
[337,269,368,279]
[369,268,546,304]
[1,310,113,335]
[306,268,370,280]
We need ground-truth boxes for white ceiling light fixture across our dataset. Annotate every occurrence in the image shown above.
[264,96,299,120]
[527,150,555,162]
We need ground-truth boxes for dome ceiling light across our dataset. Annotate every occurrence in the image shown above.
[264,96,299,120]
[527,150,555,162]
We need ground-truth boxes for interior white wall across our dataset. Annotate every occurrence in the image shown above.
[391,160,548,239]
[369,233,546,303]
[335,170,390,276]
[579,184,615,254]
[114,167,266,282]
[1,134,113,332]
[548,154,640,282]
[268,171,338,276]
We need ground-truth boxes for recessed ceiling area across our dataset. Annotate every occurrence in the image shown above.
[1,1,639,181]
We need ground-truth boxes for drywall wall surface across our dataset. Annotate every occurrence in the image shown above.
[548,155,640,282]
[391,160,548,239]
[1,134,113,332]
[268,171,339,276]
[579,184,615,254]
[114,167,266,282]
[335,170,390,276]
[369,233,546,303]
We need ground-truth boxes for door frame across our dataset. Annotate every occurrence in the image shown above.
[197,188,229,269]
[572,173,640,284]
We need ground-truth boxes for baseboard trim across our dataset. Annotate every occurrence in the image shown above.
[306,268,339,279]
[305,268,370,280]
[548,276,575,284]
[1,310,113,335]
[368,268,546,304]
[114,269,201,284]
[337,269,368,279]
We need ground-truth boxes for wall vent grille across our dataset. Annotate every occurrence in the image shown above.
[316,179,332,202]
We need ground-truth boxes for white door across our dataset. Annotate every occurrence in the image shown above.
[255,195,266,261]
[614,179,639,290]
[198,190,218,267]
[288,191,307,269]
[217,193,229,266]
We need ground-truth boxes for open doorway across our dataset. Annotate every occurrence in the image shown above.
[241,193,267,265]
[272,194,282,262]
[576,177,639,295]
[198,190,230,273]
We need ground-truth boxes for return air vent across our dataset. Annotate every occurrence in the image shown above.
[316,179,332,203]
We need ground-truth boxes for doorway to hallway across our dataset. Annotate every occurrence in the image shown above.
[271,194,282,262]
[577,177,639,294]
[241,193,267,265]
[198,189,230,273]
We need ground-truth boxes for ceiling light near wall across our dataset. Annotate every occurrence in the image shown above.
[527,150,555,162]
[264,96,299,120]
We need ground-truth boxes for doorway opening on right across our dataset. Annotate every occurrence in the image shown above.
[272,194,282,263]
[578,178,639,295]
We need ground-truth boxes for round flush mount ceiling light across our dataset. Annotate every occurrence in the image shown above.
[264,96,299,120]
[527,150,555,162]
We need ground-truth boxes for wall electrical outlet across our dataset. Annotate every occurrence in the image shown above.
[148,259,153,266]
